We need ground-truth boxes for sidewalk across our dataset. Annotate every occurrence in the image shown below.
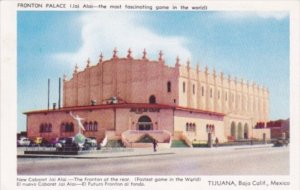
[17,144,274,159]
[17,147,175,159]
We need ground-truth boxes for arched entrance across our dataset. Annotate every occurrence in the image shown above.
[230,122,236,139]
[149,95,156,104]
[238,122,243,140]
[137,115,153,130]
[244,123,249,139]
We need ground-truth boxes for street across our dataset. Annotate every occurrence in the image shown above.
[18,146,289,175]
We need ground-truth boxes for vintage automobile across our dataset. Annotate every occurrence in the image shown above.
[47,137,59,147]
[273,138,289,147]
[17,137,31,147]
[32,137,49,146]
[84,137,97,148]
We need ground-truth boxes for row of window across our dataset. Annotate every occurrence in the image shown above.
[186,123,196,132]
[83,121,98,131]
[206,124,215,133]
[185,123,216,133]
[61,122,74,132]
[61,121,98,132]
[181,82,262,101]
[40,123,52,133]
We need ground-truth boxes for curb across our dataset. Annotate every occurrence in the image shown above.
[17,152,175,159]
[234,144,273,150]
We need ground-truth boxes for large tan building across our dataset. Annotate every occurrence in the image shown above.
[25,49,270,147]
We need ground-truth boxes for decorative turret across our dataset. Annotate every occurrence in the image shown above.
[175,56,180,67]
[158,50,163,62]
[86,58,90,68]
[98,52,103,63]
[142,48,147,60]
[73,64,79,74]
[213,68,216,78]
[127,48,132,59]
[205,65,209,74]
[196,63,200,73]
[186,59,190,70]
[113,48,118,59]
[63,74,67,81]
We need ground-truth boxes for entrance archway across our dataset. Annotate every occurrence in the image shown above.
[244,123,249,139]
[238,122,243,140]
[230,122,236,139]
[137,115,153,130]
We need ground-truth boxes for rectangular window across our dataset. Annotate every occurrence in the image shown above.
[218,90,220,99]
[193,84,195,95]
[210,88,212,98]
[202,86,204,96]
[183,82,186,93]
[167,81,171,92]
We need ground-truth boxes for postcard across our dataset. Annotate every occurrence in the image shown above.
[1,0,299,190]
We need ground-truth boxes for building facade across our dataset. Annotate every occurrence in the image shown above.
[25,49,270,146]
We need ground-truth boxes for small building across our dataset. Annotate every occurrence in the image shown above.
[266,119,289,139]
[24,49,270,147]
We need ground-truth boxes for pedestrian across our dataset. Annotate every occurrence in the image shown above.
[153,139,157,152]
[215,137,219,147]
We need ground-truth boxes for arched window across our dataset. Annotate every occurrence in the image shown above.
[89,122,93,131]
[84,122,88,131]
[48,123,52,132]
[149,95,156,104]
[192,123,196,131]
[62,122,74,132]
[70,123,74,132]
[186,123,189,131]
[40,123,52,133]
[61,122,65,132]
[40,124,44,133]
[183,82,186,93]
[202,86,204,96]
[167,81,171,92]
[210,88,213,98]
[93,121,98,131]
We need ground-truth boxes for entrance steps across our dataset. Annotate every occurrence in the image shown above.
[105,140,124,148]
[121,130,172,148]
[171,140,190,148]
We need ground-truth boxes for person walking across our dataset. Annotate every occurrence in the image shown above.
[215,137,219,147]
[153,139,157,152]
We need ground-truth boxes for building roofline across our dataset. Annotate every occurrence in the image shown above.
[23,103,225,117]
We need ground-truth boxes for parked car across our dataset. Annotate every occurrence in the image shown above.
[47,138,59,147]
[273,138,289,147]
[56,137,80,151]
[84,137,97,149]
[17,137,31,147]
[32,137,49,146]
[58,137,67,145]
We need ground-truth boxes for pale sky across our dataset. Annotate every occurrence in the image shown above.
[18,11,289,132]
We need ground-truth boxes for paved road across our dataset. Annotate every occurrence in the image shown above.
[18,146,289,175]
